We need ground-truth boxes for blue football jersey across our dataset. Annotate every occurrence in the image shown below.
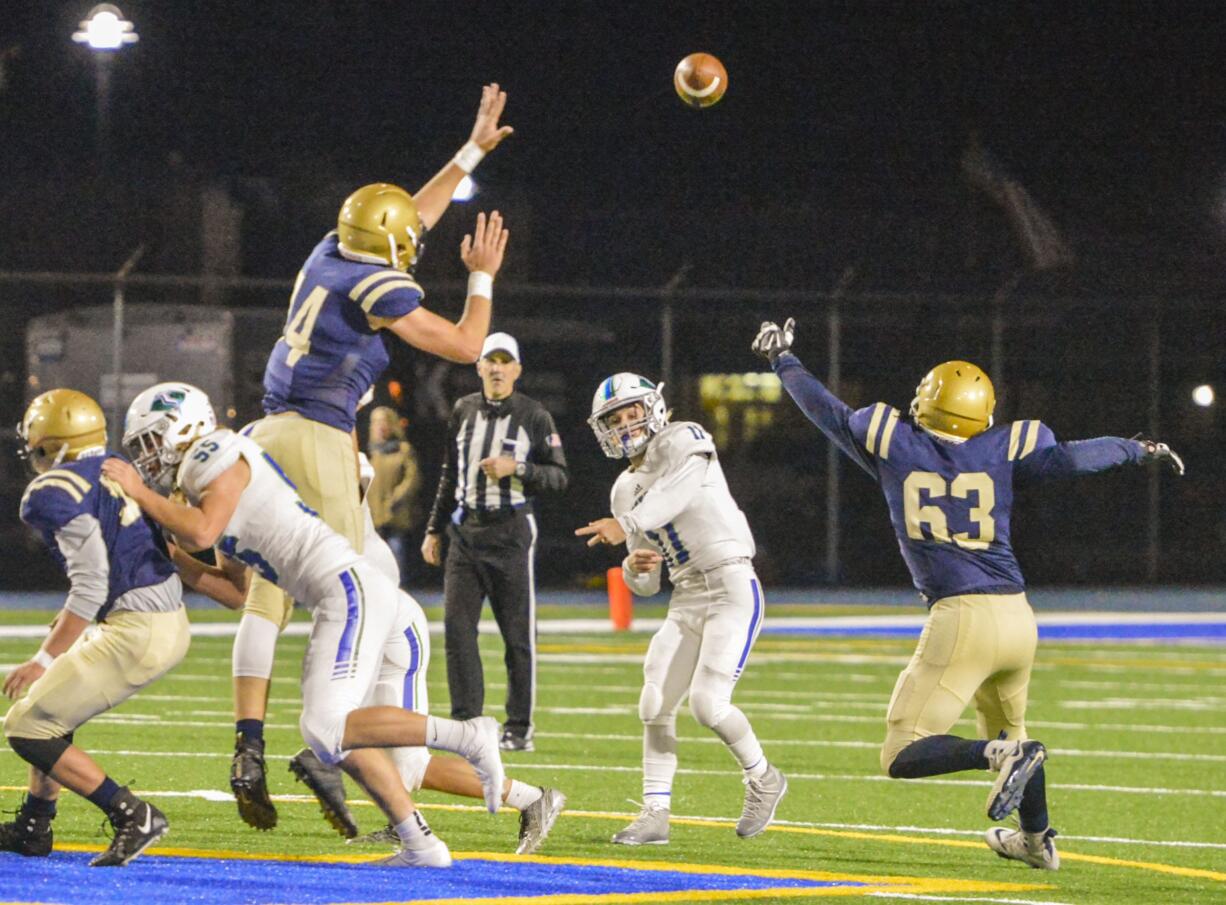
[19,455,177,621]
[262,232,424,432]
[774,353,1142,602]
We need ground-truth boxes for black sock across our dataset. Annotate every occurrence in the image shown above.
[889,735,990,778]
[20,793,56,820]
[1018,763,1049,833]
[236,719,264,746]
[86,777,122,812]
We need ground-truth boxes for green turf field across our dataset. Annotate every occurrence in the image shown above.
[1,611,1223,904]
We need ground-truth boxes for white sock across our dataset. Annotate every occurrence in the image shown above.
[505,780,542,811]
[643,723,676,807]
[425,715,472,754]
[394,810,435,848]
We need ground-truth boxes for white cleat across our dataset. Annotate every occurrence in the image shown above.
[611,805,670,845]
[986,826,1060,870]
[375,835,453,868]
[986,740,1046,822]
[462,716,505,814]
[736,764,788,838]
[516,788,566,855]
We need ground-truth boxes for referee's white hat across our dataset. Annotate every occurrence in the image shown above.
[481,332,521,363]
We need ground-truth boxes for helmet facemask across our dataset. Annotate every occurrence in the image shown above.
[588,374,669,460]
[122,383,217,493]
[124,420,183,492]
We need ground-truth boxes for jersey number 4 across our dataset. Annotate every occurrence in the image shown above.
[283,281,329,368]
[903,471,995,550]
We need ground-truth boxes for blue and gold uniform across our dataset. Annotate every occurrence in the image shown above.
[7,453,188,742]
[262,231,424,434]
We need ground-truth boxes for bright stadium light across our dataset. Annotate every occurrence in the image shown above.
[72,4,139,51]
[452,175,478,202]
[1192,384,1216,407]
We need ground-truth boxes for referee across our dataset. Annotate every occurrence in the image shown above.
[422,332,568,751]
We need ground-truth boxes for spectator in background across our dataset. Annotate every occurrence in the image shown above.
[367,406,420,584]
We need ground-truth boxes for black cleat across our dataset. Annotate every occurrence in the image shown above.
[288,747,359,838]
[90,793,167,867]
[0,803,52,857]
[987,740,1047,822]
[499,727,534,753]
[231,736,277,831]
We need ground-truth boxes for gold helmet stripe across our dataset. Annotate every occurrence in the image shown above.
[878,408,900,460]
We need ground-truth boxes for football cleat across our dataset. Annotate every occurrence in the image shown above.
[348,824,398,846]
[516,787,566,855]
[459,717,505,814]
[736,764,788,838]
[611,804,670,845]
[499,727,535,753]
[987,740,1046,822]
[90,795,167,867]
[374,836,453,868]
[288,747,358,838]
[0,806,53,857]
[231,737,277,831]
[986,826,1060,870]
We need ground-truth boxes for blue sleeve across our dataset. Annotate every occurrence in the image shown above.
[21,484,85,533]
[347,270,424,320]
[773,352,878,478]
[1014,422,1142,481]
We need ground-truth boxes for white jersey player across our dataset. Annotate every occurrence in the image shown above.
[103,382,506,868]
[576,373,787,845]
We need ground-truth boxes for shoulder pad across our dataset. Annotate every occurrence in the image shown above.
[1005,419,1053,461]
[652,422,716,463]
[20,467,94,531]
[854,403,904,459]
[178,430,244,498]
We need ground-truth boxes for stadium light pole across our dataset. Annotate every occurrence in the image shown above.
[72,4,138,166]
[109,245,145,444]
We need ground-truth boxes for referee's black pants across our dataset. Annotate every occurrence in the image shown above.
[442,508,537,735]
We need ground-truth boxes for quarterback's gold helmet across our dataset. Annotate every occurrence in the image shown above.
[18,389,108,473]
[337,183,425,274]
[910,361,995,441]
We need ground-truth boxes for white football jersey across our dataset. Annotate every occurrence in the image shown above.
[611,421,754,584]
[177,429,362,605]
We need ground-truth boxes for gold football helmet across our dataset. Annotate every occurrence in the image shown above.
[910,361,995,441]
[18,389,108,473]
[337,183,425,274]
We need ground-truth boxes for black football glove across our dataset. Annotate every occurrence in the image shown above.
[1134,436,1185,476]
[752,317,795,364]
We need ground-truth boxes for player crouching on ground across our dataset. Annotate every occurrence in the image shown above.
[576,374,786,845]
[3,389,191,866]
[753,318,1185,870]
[103,382,505,867]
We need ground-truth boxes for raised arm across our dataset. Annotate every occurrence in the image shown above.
[412,83,513,229]
[1015,423,1184,481]
[754,319,877,477]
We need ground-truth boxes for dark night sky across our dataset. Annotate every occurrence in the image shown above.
[8,2,1226,257]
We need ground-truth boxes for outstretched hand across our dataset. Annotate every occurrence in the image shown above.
[575,518,627,548]
[752,317,795,364]
[460,211,510,276]
[469,83,514,152]
[1135,437,1186,476]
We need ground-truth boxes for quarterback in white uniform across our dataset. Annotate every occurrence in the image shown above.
[577,373,787,844]
[103,382,505,868]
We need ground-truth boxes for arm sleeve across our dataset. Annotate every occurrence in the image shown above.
[349,270,424,320]
[616,453,708,537]
[1014,422,1144,481]
[426,406,463,533]
[622,552,663,597]
[522,407,569,494]
[773,352,879,478]
[54,514,111,621]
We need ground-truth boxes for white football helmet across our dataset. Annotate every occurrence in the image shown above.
[123,382,217,491]
[588,373,668,459]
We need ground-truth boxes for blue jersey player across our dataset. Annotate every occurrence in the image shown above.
[229,84,513,832]
[2,389,191,866]
[752,318,1184,871]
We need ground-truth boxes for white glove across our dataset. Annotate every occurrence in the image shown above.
[752,317,795,364]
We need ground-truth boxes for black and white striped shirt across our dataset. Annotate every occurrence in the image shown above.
[427,392,568,531]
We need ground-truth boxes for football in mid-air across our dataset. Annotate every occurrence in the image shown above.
[674,53,728,108]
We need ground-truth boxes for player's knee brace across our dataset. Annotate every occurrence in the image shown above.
[232,613,280,679]
[8,734,73,774]
[299,709,346,766]
[638,682,665,724]
[688,688,730,730]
